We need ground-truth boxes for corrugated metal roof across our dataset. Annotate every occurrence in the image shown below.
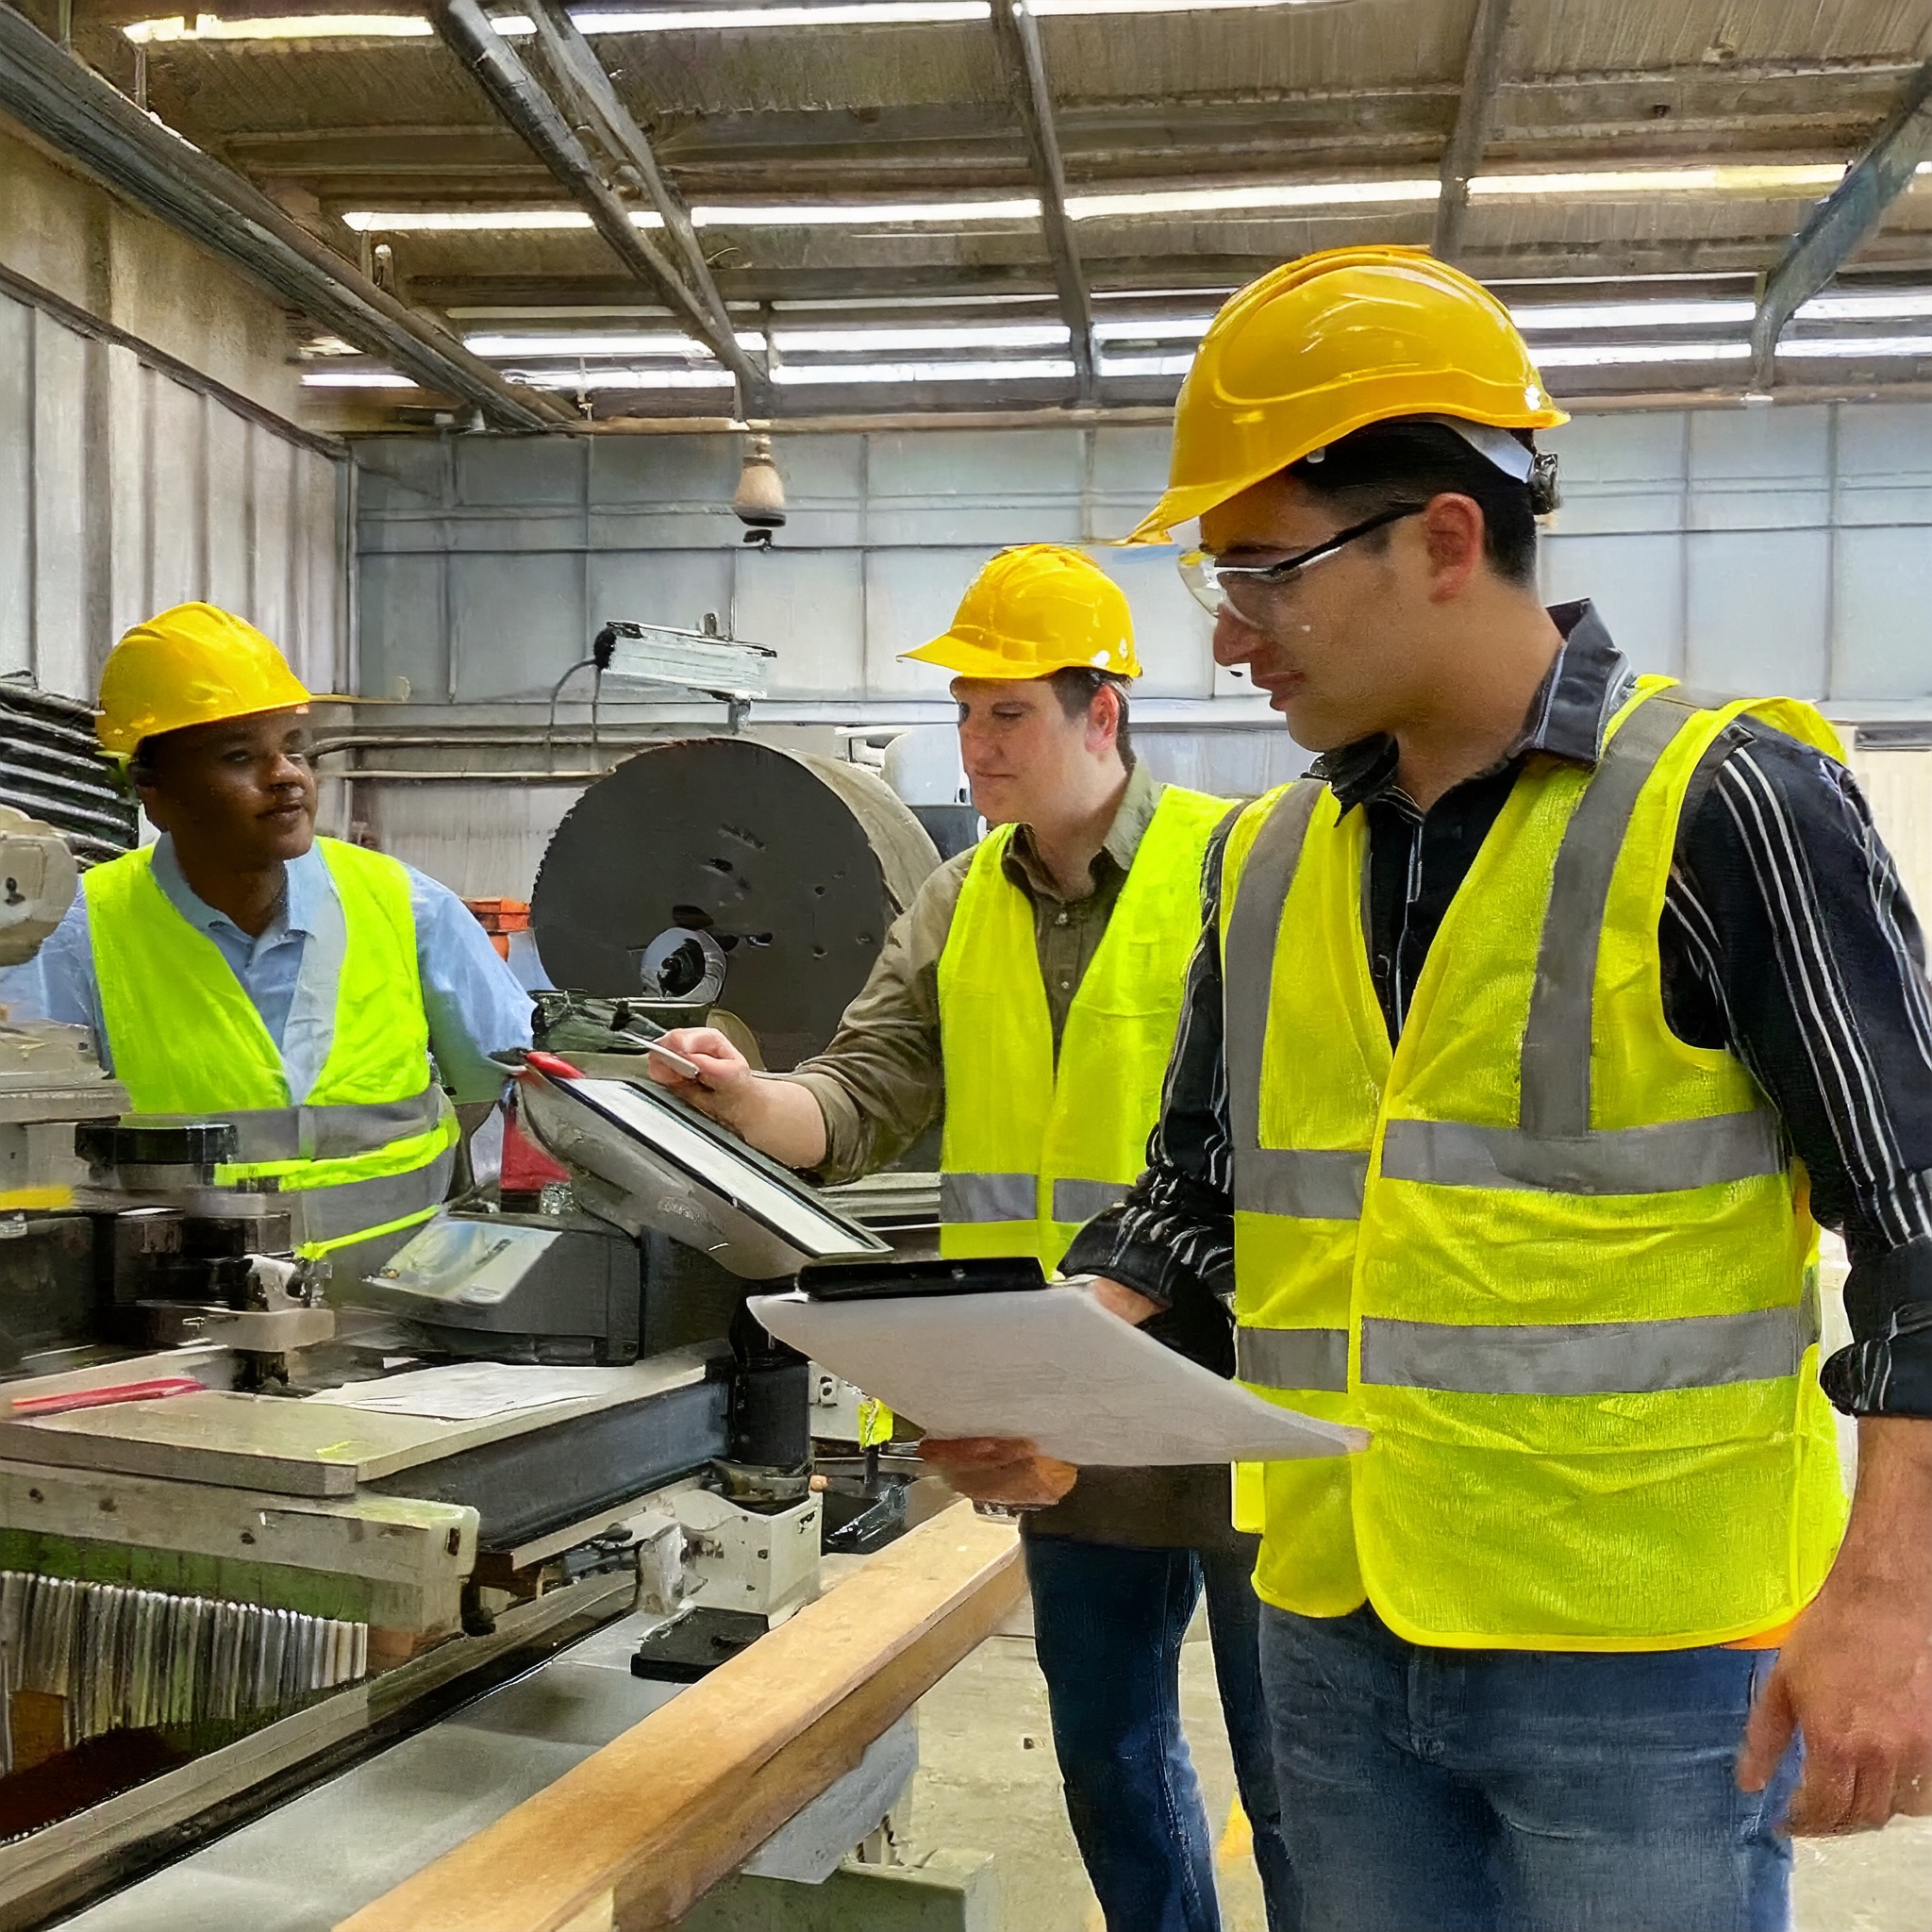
[62,0,1932,416]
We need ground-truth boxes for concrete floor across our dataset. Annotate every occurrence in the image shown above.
[892,1601,1932,1932]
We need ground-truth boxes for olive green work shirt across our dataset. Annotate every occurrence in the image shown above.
[786,758,1166,1188]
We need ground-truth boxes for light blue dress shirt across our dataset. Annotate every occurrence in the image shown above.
[0,837,532,1104]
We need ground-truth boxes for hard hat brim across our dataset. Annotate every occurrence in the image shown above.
[899,633,1141,681]
[1124,398,1573,547]
[97,696,310,758]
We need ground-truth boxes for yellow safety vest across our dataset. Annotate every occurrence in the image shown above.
[86,838,459,1267]
[938,783,1231,1273]
[1221,678,1850,1650]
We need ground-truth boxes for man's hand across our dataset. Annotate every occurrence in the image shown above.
[1739,1417,1932,1834]
[1088,1275,1163,1324]
[645,1027,828,1168]
[920,1437,1077,1507]
[644,1026,756,1123]
[914,1281,1160,1506]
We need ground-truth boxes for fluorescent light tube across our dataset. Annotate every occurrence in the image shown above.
[524,366,736,388]
[771,324,1070,351]
[1091,315,1214,341]
[692,198,1039,225]
[462,331,765,355]
[1529,341,1750,368]
[772,358,1077,384]
[341,209,597,232]
[1776,335,1932,358]
[301,370,419,387]
[1510,300,1756,331]
[1097,353,1198,377]
[125,12,432,39]
[1473,164,1844,199]
[1795,291,1932,322]
[1068,179,1437,219]
[570,2,988,25]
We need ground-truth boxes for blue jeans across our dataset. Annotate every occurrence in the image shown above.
[1257,1603,1805,1932]
[1026,1533,1300,1932]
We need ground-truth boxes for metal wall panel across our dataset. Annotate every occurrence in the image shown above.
[355,402,1932,721]
[0,286,346,704]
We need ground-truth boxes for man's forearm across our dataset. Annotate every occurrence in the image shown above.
[1836,1416,1932,1599]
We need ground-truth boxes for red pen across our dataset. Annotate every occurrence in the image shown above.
[10,1376,208,1418]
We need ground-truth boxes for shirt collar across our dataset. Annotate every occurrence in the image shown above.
[1004,758,1163,901]
[1311,599,1634,814]
[148,835,329,943]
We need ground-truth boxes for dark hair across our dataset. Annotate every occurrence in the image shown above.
[125,736,161,790]
[1046,666,1134,770]
[1290,419,1541,587]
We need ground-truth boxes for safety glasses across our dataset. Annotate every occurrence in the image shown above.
[1177,504,1426,624]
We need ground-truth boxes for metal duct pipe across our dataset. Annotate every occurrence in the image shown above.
[433,0,769,406]
[0,9,573,431]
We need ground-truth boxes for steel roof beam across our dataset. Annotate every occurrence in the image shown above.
[430,0,768,406]
[0,5,569,428]
[1434,0,1517,262]
[1749,57,1932,391]
[521,0,745,374]
[991,0,1095,399]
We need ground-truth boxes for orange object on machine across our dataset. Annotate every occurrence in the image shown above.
[464,896,531,960]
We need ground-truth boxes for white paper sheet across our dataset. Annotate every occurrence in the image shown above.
[747,1286,1367,1466]
[306,1363,628,1423]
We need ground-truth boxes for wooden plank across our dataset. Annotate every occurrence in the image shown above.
[336,1503,1023,1932]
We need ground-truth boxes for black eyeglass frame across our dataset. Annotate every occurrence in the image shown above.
[1178,503,1429,617]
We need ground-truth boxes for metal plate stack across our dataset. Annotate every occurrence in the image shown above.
[0,684,136,869]
[531,740,941,1071]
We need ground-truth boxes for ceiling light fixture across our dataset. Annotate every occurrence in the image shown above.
[771,358,1077,384]
[523,366,736,388]
[300,370,420,387]
[1472,164,1845,199]
[1529,341,1751,368]
[1776,334,1932,358]
[341,208,599,232]
[124,12,433,39]
[569,2,988,25]
[1068,179,1437,219]
[1510,300,1756,331]
[463,330,765,355]
[771,323,1071,352]
[693,197,1039,226]
[1098,353,1198,377]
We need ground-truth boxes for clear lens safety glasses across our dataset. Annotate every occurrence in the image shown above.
[1176,504,1426,622]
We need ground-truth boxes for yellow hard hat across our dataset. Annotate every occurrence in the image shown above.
[96,603,311,756]
[1130,245,1567,543]
[900,544,1140,681]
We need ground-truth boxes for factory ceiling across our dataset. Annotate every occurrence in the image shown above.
[21,0,1932,423]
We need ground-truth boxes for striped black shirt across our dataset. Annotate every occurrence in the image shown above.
[1065,602,1932,1417]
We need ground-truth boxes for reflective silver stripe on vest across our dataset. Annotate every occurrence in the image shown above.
[1234,1147,1369,1219]
[1359,1299,1820,1396]
[1236,1325,1350,1393]
[1224,781,1324,1155]
[941,1172,1037,1223]
[1520,690,1708,1138]
[1051,1178,1128,1223]
[208,1084,445,1165]
[283,1148,457,1249]
[1380,1110,1783,1196]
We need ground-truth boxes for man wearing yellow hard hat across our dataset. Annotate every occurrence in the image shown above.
[1004,244,1932,1926]
[646,544,1296,1932]
[2,603,531,1275]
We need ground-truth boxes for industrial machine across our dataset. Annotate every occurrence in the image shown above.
[0,735,947,1926]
